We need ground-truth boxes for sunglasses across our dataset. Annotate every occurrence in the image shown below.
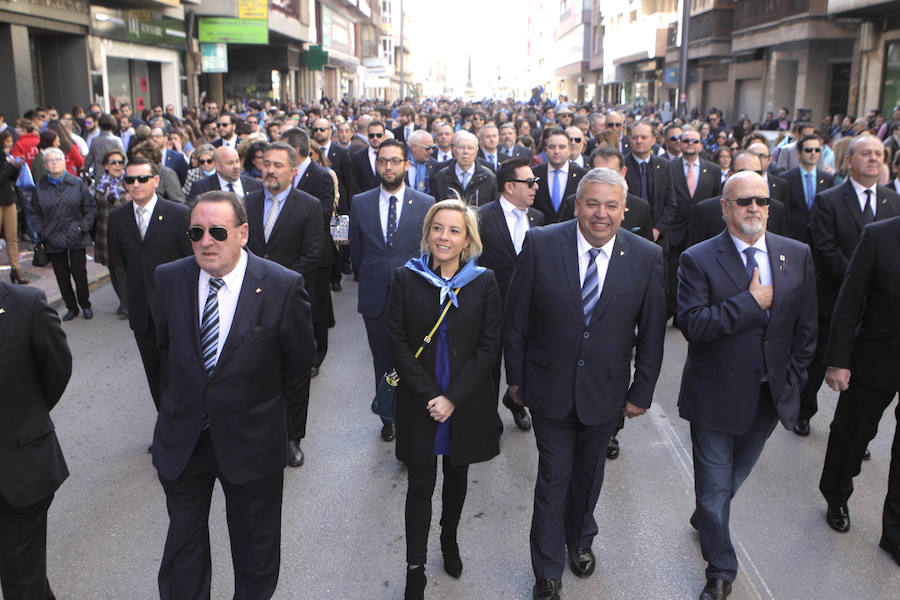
[668,136,681,142]
[571,137,583,143]
[217,123,231,128]
[198,158,214,165]
[124,175,153,184]
[802,147,822,153]
[608,122,623,128]
[188,226,229,242]
[732,196,770,207]
[682,138,701,144]
[510,177,540,188]
[312,127,329,132]
[106,159,125,166]
[368,132,384,138]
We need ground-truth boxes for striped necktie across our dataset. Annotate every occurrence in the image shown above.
[200,278,225,377]
[582,248,601,324]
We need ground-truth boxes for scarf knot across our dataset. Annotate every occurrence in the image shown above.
[404,254,485,307]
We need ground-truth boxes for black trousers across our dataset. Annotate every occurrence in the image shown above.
[665,243,683,320]
[109,265,128,311]
[286,373,311,441]
[312,267,331,367]
[406,457,469,565]
[135,319,162,411]
[0,494,55,600]
[49,248,90,311]
[530,409,617,580]
[820,379,900,544]
[799,315,830,422]
[158,430,284,600]
[363,313,392,424]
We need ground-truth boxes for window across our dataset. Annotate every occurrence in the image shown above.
[381,0,392,24]
[382,38,394,65]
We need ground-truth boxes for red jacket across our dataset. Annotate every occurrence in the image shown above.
[11,133,40,168]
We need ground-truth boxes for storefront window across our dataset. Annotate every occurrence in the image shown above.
[884,41,900,116]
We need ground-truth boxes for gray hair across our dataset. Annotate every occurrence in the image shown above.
[264,141,298,167]
[452,130,478,148]
[847,132,880,156]
[194,143,215,159]
[576,167,628,203]
[41,147,65,163]
[193,190,248,226]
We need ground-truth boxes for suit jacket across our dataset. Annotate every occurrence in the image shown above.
[187,174,263,204]
[348,135,368,156]
[676,231,818,435]
[668,157,723,248]
[152,252,315,484]
[349,187,434,318]
[624,153,676,238]
[503,222,667,425]
[476,199,545,303]
[295,160,336,268]
[351,146,380,193]
[157,164,186,204]
[391,124,420,142]
[108,196,193,335]
[163,148,189,186]
[431,161,498,207]
[810,179,900,316]
[782,167,835,244]
[498,144,533,161]
[245,188,323,281]
[766,173,789,209]
[532,161,587,223]
[825,217,900,390]
[477,149,503,172]
[685,195,788,248]
[325,142,355,213]
[0,283,71,507]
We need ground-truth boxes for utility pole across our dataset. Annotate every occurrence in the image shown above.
[677,0,690,117]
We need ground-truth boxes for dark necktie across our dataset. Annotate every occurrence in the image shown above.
[804,173,814,210]
[863,189,875,224]
[386,195,398,248]
[744,247,759,281]
[639,161,649,202]
[227,182,235,193]
[581,248,602,324]
[200,278,225,377]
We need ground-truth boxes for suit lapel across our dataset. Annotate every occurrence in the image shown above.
[183,259,202,360]
[766,233,786,326]
[840,180,864,229]
[560,222,583,318]
[876,187,894,220]
[589,235,627,325]
[143,197,166,242]
[269,190,298,242]
[215,254,265,373]
[673,158,688,197]
[714,231,749,291]
[490,203,516,257]
[394,191,420,248]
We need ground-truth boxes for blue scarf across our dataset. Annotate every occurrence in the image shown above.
[404,254,485,307]
[407,152,428,193]
[96,172,124,200]
[47,173,65,187]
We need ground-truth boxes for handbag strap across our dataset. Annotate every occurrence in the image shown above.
[413,288,460,359]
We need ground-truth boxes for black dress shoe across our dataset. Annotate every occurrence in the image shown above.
[82,308,93,320]
[404,565,426,600]
[826,503,851,532]
[502,392,531,431]
[879,539,900,567]
[147,445,153,454]
[792,418,810,436]
[116,307,129,320]
[606,436,620,460]
[310,366,319,378]
[61,308,79,321]
[864,448,871,460]
[690,512,698,531]
[533,578,562,600]
[331,281,342,292]
[288,439,304,467]
[699,578,732,600]
[440,530,462,578]
[567,546,595,578]
[381,423,396,442]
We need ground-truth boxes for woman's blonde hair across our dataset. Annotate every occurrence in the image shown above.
[420,197,483,263]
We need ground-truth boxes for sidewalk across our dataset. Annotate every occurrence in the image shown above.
[1,239,110,309]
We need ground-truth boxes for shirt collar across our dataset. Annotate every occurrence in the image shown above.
[134,194,158,219]
[549,161,569,176]
[380,184,405,204]
[264,186,291,204]
[849,177,877,197]
[499,195,526,216]
[729,232,768,257]
[201,248,248,292]
[217,174,238,190]
[800,165,817,177]
[455,163,475,179]
[575,224,616,259]
[296,156,311,180]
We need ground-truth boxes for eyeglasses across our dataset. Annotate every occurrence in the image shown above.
[247,119,258,124]
[608,122,623,128]
[105,159,124,166]
[312,127,329,133]
[368,132,384,139]
[802,147,822,154]
[570,137,583,143]
[124,175,153,184]
[217,123,230,128]
[682,138,701,144]
[198,158,214,165]
[188,226,229,242]
[376,157,405,166]
[668,136,681,142]
[731,196,770,207]
[510,177,540,188]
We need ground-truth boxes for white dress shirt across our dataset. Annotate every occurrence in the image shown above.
[437,149,452,163]
[379,184,406,242]
[292,157,311,188]
[217,174,243,197]
[849,177,878,214]
[499,195,529,253]
[220,135,237,149]
[197,248,248,366]
[368,147,378,175]
[133,195,158,236]
[576,226,616,304]
[455,164,475,186]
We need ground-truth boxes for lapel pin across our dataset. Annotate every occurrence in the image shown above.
[882,198,887,204]
[255,288,262,294]
[0,308,5,314]
[702,169,707,173]
[620,250,625,256]
[779,254,786,270]
[158,215,163,221]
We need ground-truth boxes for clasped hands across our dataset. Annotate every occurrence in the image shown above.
[427,395,455,422]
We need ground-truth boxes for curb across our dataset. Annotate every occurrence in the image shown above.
[46,270,112,311]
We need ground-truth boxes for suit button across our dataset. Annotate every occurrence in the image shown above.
[583,332,590,339]
[578,360,585,366]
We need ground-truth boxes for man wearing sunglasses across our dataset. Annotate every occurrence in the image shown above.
[405,129,443,196]
[211,114,238,149]
[677,170,817,600]
[311,117,355,212]
[107,158,192,420]
[351,119,385,192]
[660,123,683,161]
[187,146,263,205]
[782,135,834,246]
[771,122,823,174]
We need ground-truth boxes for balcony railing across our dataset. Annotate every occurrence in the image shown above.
[690,8,734,42]
[734,0,811,30]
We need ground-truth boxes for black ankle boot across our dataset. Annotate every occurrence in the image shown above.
[440,530,462,578]
[404,565,426,600]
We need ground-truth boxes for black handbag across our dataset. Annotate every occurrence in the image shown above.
[371,289,459,423]
[32,242,49,267]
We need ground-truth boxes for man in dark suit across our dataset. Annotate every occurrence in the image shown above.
[677,171,817,600]
[477,124,503,172]
[153,191,315,600]
[405,129,446,196]
[244,141,323,468]
[210,113,238,149]
[351,119,384,193]
[504,168,666,600]
[151,126,188,186]
[109,157,193,418]
[625,121,676,244]
[818,216,900,566]
[747,141,789,208]
[499,123,534,161]
[349,138,433,442]
[686,152,788,247]
[782,134,835,244]
[800,135,900,436]
[390,105,419,142]
[311,117,356,213]
[431,120,454,163]
[431,130,498,206]
[605,111,631,155]
[477,158,544,432]
[532,128,587,223]
[187,146,263,204]
[0,282,71,599]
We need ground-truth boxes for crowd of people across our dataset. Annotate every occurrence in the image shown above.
[2,92,900,600]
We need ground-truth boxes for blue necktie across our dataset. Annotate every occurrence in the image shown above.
[804,173,814,210]
[552,169,562,212]
[386,195,398,248]
[639,161,649,202]
[200,278,224,377]
[582,248,601,324]
[489,154,496,170]
[744,247,759,281]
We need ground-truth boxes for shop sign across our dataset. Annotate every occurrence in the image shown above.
[91,7,185,48]
[198,17,269,45]
[239,0,268,20]
[201,43,228,74]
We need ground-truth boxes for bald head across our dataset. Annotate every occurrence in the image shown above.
[408,129,435,163]
[214,146,242,182]
[729,151,762,176]
[722,170,770,243]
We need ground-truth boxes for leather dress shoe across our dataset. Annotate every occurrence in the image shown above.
[310,366,319,378]
[826,503,851,532]
[61,308,79,321]
[699,578,732,600]
[331,281,342,292]
[606,436,620,460]
[879,538,900,567]
[567,546,595,578]
[288,439,304,467]
[502,392,531,431]
[381,423,396,442]
[864,448,871,460]
[82,308,93,320]
[792,418,810,436]
[532,578,562,600]
[690,512,698,531]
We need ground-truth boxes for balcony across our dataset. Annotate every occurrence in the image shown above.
[360,40,379,59]
[733,0,813,31]
[690,7,733,43]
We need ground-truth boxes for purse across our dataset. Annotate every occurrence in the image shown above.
[330,214,349,245]
[371,289,460,423]
[32,242,49,267]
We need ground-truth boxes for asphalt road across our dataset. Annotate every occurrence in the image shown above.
[19,277,900,599]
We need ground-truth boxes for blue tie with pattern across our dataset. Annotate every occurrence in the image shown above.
[200,278,224,377]
[743,247,759,280]
[386,195,398,248]
[582,248,601,324]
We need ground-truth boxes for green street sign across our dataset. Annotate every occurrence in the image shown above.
[198,17,268,45]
